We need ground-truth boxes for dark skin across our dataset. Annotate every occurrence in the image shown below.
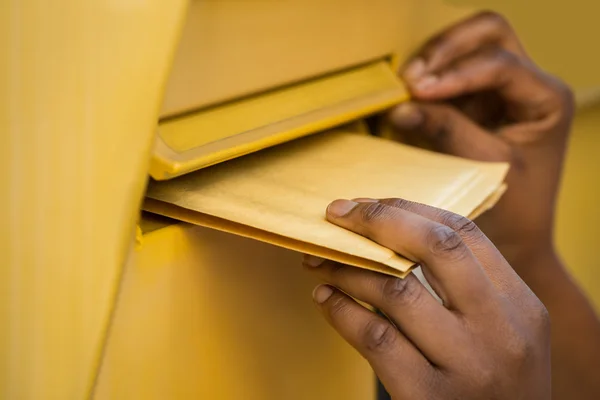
[304,11,600,400]
[305,199,552,399]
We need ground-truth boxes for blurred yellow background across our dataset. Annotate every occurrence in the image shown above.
[557,105,600,309]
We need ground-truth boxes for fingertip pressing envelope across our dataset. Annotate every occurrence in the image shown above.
[144,130,508,279]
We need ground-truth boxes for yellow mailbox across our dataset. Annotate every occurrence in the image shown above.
[3,1,600,400]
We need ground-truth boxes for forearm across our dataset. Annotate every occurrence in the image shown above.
[514,250,600,399]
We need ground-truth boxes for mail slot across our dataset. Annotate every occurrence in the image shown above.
[151,59,408,179]
[12,1,600,400]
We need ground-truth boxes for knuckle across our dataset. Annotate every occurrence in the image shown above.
[545,77,576,126]
[359,202,389,223]
[531,300,551,332]
[493,48,520,67]
[477,10,510,30]
[443,213,483,244]
[327,261,346,276]
[488,49,522,84]
[498,303,547,367]
[423,34,449,58]
[534,73,576,127]
[385,198,413,210]
[463,352,498,392]
[501,323,535,368]
[441,213,480,236]
[384,198,440,221]
[554,79,576,113]
[327,295,350,320]
[504,327,531,363]
[426,225,467,259]
[381,276,422,308]
[426,106,457,141]
[363,319,398,353]
[473,362,497,392]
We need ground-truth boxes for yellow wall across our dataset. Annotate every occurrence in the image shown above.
[450,0,600,90]
[556,105,600,308]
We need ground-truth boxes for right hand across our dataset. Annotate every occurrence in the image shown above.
[305,198,552,399]
[388,11,575,268]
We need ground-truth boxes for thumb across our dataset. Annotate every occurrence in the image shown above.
[388,102,511,162]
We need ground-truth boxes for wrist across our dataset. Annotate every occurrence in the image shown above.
[505,242,570,293]
[495,237,557,270]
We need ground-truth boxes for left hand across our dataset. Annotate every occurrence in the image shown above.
[303,198,551,399]
[386,11,575,268]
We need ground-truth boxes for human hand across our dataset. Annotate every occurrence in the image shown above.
[388,11,575,267]
[304,198,551,399]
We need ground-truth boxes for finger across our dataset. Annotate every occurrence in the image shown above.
[403,11,526,83]
[350,198,531,309]
[361,198,524,301]
[377,198,502,262]
[326,200,496,312]
[388,101,511,162]
[448,91,506,129]
[305,258,468,367]
[312,284,435,397]
[407,48,558,124]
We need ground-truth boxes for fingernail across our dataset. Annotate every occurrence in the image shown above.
[415,75,439,91]
[390,103,423,130]
[352,198,378,203]
[327,199,358,218]
[303,254,325,267]
[403,58,426,81]
[313,285,334,304]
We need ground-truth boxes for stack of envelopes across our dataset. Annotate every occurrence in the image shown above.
[145,130,508,278]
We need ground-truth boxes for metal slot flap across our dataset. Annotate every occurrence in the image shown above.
[150,59,408,180]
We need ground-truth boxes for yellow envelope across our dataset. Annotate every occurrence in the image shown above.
[144,130,508,278]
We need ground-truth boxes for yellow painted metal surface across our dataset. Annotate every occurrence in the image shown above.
[151,60,408,179]
[160,61,402,153]
[94,223,374,400]
[161,0,409,117]
[1,1,188,399]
